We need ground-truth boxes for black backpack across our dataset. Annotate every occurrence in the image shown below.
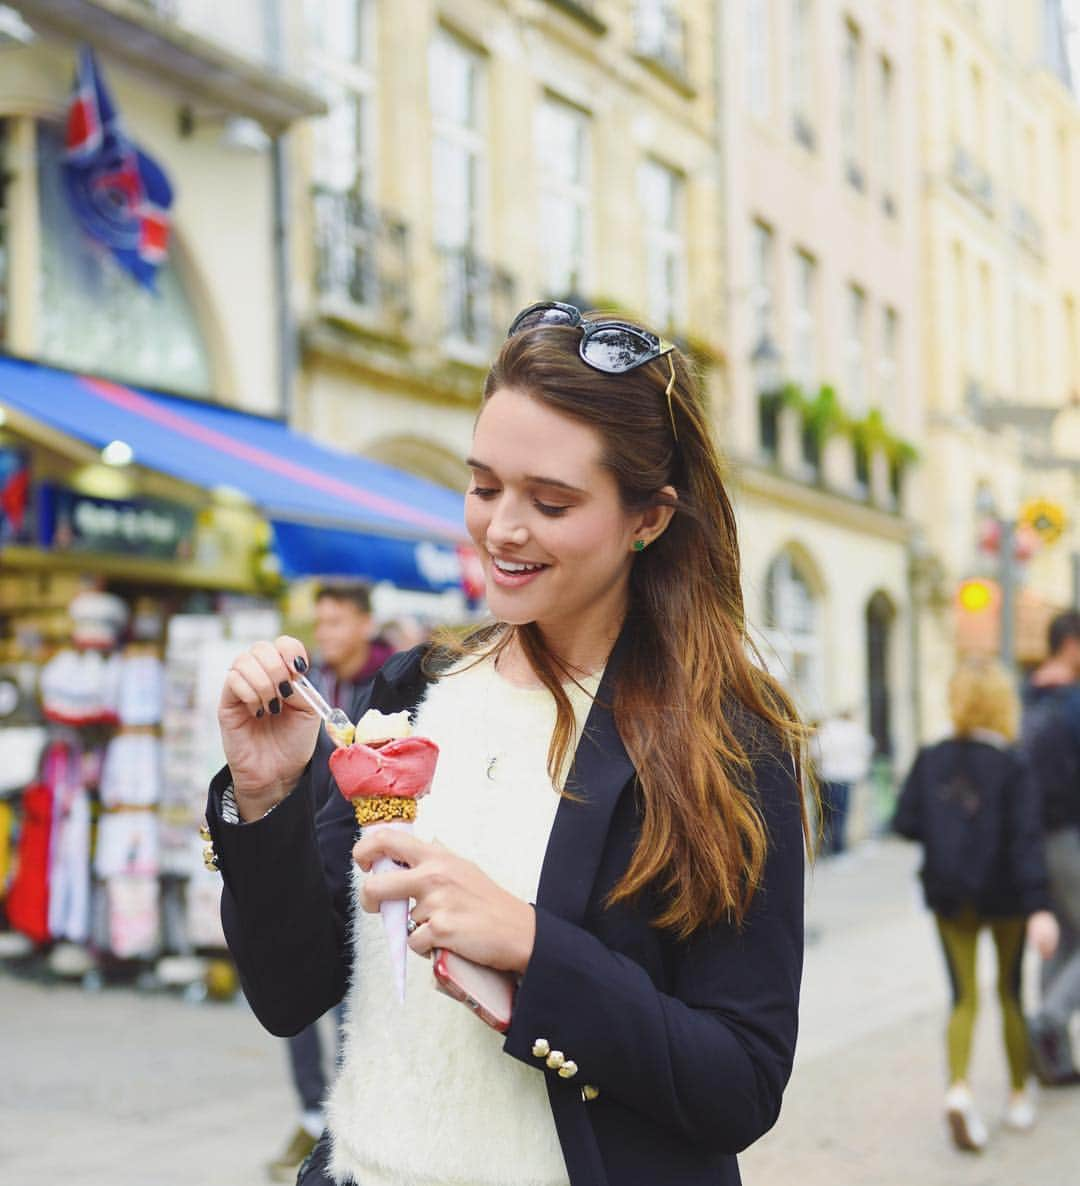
[1020,685,1080,831]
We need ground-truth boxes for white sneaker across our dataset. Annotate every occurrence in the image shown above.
[945,1084,988,1152]
[1004,1084,1037,1131]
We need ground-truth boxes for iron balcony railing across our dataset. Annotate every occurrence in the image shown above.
[313,187,410,324]
[437,245,516,353]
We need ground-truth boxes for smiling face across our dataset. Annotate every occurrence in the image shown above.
[466,386,647,649]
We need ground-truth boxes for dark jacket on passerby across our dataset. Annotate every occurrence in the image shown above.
[1020,682,1080,832]
[893,734,1051,919]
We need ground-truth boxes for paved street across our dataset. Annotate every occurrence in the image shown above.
[2,838,1077,1186]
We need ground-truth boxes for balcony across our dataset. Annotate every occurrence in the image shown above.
[792,113,816,152]
[313,188,410,330]
[949,144,994,213]
[438,246,516,359]
[541,0,606,34]
[1011,202,1044,257]
[14,0,326,130]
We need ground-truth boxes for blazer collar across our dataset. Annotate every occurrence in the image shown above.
[535,627,636,924]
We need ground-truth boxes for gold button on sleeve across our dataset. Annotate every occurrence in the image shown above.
[531,1039,551,1059]
[581,1084,600,1101]
[546,1050,565,1069]
[557,1060,578,1079]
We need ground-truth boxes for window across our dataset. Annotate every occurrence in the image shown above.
[309,0,377,195]
[1023,123,1038,210]
[969,64,986,163]
[876,55,896,216]
[792,249,817,390]
[952,241,967,387]
[431,29,490,346]
[790,0,815,149]
[308,0,386,311]
[1065,295,1078,395]
[750,219,776,345]
[1058,126,1071,227]
[635,0,686,74]
[977,261,993,382]
[841,18,864,191]
[36,123,212,397]
[877,306,899,422]
[639,159,686,331]
[762,550,823,716]
[747,0,771,119]
[844,284,867,414]
[0,119,8,345]
[942,35,958,145]
[537,97,590,299]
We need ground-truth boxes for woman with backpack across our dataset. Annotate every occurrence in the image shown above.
[894,659,1059,1152]
[205,303,811,1186]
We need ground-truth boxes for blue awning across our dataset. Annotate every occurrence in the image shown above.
[0,354,470,590]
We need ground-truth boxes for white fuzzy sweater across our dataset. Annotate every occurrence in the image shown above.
[326,657,599,1186]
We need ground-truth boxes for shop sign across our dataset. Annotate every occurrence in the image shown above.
[37,484,195,560]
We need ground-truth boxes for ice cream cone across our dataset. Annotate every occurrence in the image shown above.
[329,710,439,1004]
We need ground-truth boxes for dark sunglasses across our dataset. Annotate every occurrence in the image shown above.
[507,301,675,373]
[506,301,679,436]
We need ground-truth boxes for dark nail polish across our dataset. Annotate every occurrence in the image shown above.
[293,656,308,673]
[256,707,265,719]
[269,697,282,715]
[278,681,293,698]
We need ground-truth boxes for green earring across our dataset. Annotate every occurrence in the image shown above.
[632,539,646,553]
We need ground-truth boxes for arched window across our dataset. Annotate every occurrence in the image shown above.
[762,548,824,715]
[865,590,895,756]
[35,121,213,397]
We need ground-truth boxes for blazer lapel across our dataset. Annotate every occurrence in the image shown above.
[535,632,635,924]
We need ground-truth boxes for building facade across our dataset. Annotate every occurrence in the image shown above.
[918,0,1080,732]
[719,0,923,770]
[288,0,725,490]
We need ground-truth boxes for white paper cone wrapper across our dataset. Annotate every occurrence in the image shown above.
[371,819,413,1003]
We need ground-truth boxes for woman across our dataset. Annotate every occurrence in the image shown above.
[208,303,811,1186]
[893,659,1058,1153]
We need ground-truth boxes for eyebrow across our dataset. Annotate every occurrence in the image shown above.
[466,458,587,496]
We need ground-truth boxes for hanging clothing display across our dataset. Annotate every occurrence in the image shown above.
[45,741,92,945]
[6,781,53,944]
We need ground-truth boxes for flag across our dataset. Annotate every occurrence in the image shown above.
[62,47,174,291]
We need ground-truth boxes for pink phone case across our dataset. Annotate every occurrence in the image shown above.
[432,949,516,1032]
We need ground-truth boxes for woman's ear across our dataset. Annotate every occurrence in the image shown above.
[633,485,678,548]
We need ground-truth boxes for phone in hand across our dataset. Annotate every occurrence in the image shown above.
[432,948,516,1032]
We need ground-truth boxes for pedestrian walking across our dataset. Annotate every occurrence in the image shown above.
[810,709,874,856]
[206,302,811,1186]
[893,659,1059,1152]
[1021,609,1080,1086]
[266,582,395,1182]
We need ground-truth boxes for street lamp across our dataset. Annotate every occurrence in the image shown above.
[974,487,1019,671]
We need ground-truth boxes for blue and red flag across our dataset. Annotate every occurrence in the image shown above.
[62,47,174,291]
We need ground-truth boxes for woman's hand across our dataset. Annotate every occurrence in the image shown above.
[1027,910,1059,960]
[353,830,536,974]
[217,636,321,821]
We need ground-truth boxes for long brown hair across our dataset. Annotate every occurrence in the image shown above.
[439,319,812,936]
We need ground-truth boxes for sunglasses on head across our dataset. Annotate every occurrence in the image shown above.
[506,301,679,437]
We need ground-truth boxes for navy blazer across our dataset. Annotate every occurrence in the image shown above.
[207,642,805,1186]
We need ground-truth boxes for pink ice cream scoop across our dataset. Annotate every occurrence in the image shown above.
[331,717,439,1002]
[329,737,439,807]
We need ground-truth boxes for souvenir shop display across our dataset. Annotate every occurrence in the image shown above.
[0,576,280,995]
